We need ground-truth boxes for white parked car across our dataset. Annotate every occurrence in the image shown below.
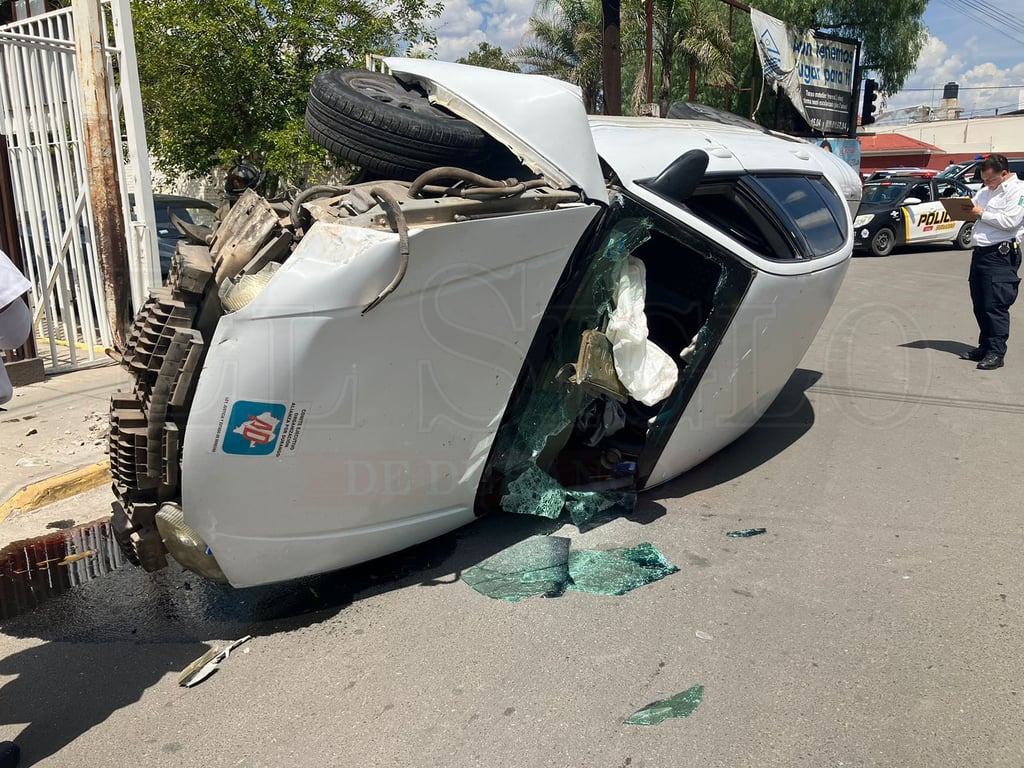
[109,59,861,587]
[938,156,1024,192]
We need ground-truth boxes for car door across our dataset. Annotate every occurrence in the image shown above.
[901,180,949,245]
[960,162,983,192]
[936,178,975,243]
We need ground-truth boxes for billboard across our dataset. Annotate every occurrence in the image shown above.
[817,138,861,174]
[751,7,858,135]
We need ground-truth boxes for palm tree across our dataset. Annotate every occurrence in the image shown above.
[648,0,733,114]
[511,0,605,113]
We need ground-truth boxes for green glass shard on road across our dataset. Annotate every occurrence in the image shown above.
[564,490,636,527]
[625,684,704,725]
[567,542,678,596]
[501,465,567,519]
[726,528,766,538]
[461,536,570,602]
[463,539,678,601]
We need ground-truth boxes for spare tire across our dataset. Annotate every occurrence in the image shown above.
[305,69,502,181]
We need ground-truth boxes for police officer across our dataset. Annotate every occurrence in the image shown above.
[959,154,1024,370]
[1,249,32,405]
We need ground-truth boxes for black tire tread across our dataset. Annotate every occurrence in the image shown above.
[305,69,501,180]
[304,98,477,166]
[956,222,974,250]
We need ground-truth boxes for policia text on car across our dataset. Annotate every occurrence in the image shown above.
[959,154,1024,370]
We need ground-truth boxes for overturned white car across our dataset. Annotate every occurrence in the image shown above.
[108,59,861,587]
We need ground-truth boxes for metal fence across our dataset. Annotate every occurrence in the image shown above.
[0,0,157,371]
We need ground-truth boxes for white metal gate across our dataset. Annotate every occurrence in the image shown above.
[0,0,157,371]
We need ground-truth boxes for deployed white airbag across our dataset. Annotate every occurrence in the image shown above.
[606,256,678,406]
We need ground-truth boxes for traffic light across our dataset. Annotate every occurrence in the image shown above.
[861,78,879,126]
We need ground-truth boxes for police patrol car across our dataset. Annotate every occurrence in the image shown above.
[854,175,975,256]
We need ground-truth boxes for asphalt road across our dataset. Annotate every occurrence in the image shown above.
[2,244,1023,767]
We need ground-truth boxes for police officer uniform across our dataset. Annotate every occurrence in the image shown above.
[1,249,33,405]
[964,172,1024,369]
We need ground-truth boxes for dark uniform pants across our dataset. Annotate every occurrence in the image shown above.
[969,241,1022,357]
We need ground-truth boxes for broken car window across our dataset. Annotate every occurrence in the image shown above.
[679,174,847,260]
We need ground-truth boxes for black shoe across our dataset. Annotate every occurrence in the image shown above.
[977,353,1004,370]
[959,346,986,361]
[0,741,19,768]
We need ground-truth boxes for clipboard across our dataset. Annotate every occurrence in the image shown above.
[940,197,979,221]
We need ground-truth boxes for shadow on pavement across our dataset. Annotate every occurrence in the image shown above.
[648,367,820,500]
[900,339,975,356]
[0,638,205,766]
[0,369,819,762]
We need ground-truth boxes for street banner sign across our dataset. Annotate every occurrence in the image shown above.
[751,7,858,135]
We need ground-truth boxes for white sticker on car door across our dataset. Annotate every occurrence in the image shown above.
[905,201,955,244]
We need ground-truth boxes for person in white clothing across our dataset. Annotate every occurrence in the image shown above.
[1,249,32,405]
[959,154,1024,370]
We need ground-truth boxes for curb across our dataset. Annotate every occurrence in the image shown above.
[0,461,111,525]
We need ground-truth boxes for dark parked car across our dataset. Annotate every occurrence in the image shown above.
[152,194,217,277]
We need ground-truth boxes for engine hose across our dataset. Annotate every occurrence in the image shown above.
[409,167,551,199]
[415,178,551,199]
[289,184,350,231]
[362,186,410,315]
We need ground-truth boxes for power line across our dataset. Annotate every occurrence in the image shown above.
[935,0,1024,47]
[953,0,1024,37]
[941,0,1024,36]
[901,85,1024,92]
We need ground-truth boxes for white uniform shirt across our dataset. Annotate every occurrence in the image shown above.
[971,175,1024,246]
[0,249,31,310]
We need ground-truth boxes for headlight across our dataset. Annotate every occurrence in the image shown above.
[156,503,228,582]
[854,214,875,227]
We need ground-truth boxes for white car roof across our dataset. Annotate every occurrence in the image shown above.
[589,116,862,204]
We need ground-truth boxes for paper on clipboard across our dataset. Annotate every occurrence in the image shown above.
[940,197,979,221]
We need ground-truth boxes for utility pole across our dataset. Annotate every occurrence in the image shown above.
[645,0,653,105]
[601,0,621,115]
[72,0,131,350]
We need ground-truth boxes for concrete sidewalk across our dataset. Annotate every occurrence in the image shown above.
[0,362,131,546]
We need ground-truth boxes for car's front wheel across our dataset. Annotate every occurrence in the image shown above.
[870,227,895,257]
[955,222,974,250]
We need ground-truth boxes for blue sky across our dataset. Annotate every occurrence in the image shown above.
[428,0,1024,118]
[886,1,1024,116]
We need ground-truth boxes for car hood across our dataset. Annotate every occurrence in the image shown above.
[589,116,863,211]
[384,57,607,203]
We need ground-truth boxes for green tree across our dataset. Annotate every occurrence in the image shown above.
[511,0,605,113]
[632,0,732,115]
[456,42,521,72]
[131,0,442,187]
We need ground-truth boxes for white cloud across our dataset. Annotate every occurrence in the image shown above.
[887,33,1024,117]
[430,0,486,60]
[957,60,1024,115]
[430,0,536,61]
[479,0,536,50]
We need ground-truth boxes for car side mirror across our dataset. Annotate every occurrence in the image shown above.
[645,149,709,202]
[904,197,921,205]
